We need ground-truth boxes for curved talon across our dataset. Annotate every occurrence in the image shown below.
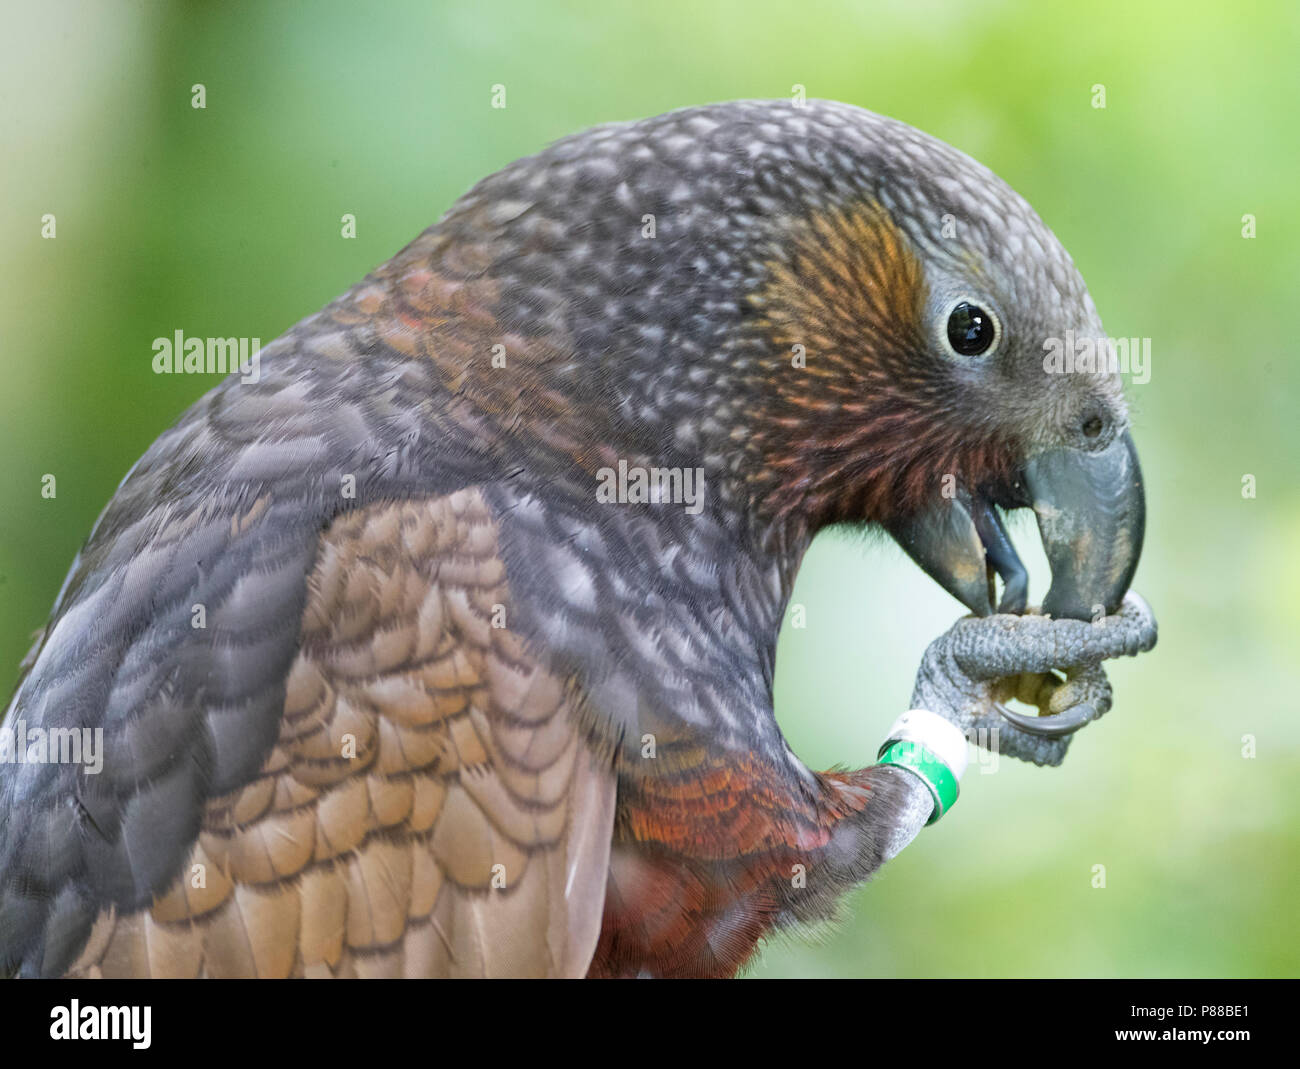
[996,701,1096,738]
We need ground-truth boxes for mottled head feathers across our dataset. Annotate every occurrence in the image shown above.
[343,99,1125,541]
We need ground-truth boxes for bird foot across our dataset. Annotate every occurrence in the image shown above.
[908,590,1157,767]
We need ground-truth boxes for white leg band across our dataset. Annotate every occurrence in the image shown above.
[882,709,970,780]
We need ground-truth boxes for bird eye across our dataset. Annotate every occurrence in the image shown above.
[944,300,999,357]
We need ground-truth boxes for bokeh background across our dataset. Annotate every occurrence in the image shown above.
[2,0,1296,977]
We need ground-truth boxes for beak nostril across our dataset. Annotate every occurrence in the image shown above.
[1082,415,1105,440]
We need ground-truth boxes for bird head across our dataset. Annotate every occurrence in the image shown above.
[425,99,1145,620]
[731,109,1145,621]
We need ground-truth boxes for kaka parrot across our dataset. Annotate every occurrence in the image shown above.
[0,100,1155,978]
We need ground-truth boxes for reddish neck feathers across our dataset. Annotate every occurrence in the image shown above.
[331,197,1018,552]
[739,199,1018,536]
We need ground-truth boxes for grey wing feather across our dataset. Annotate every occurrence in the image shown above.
[0,331,472,976]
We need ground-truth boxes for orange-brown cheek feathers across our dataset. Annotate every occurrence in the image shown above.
[740,199,1018,529]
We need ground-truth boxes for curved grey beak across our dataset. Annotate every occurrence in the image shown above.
[1025,430,1146,620]
[885,430,1146,623]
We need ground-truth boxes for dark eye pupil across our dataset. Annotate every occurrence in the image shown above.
[947,301,995,355]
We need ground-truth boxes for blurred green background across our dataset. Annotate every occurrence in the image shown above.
[1,0,1296,977]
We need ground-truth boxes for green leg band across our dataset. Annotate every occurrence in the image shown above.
[876,739,960,825]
